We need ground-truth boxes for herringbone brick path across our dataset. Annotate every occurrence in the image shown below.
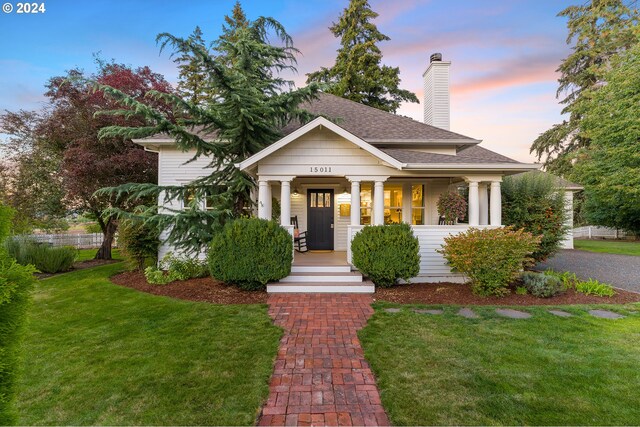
[258,294,389,426]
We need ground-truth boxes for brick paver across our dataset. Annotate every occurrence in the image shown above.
[258,294,390,426]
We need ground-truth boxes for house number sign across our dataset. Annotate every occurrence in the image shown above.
[309,166,332,173]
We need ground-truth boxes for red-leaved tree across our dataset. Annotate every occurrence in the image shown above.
[42,60,173,259]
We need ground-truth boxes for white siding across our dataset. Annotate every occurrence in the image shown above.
[423,61,451,130]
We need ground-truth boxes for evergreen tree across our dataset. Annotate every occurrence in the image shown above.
[530,0,638,174]
[96,3,319,254]
[174,26,210,106]
[306,0,418,113]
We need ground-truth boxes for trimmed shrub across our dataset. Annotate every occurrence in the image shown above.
[439,227,541,296]
[0,203,36,424]
[437,192,467,224]
[521,271,565,298]
[351,223,420,287]
[502,172,568,261]
[575,278,615,297]
[118,219,160,271]
[208,218,293,290]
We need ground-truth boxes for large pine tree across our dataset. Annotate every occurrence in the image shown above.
[174,26,210,106]
[306,0,418,113]
[96,3,319,254]
[530,0,638,174]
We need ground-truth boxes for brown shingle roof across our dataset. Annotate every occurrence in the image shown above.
[381,145,521,165]
[281,93,479,143]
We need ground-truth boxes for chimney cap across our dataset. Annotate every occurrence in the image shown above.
[430,52,443,63]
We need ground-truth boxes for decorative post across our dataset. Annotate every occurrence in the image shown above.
[490,181,502,226]
[479,183,489,225]
[350,180,361,226]
[257,180,271,219]
[468,180,479,226]
[373,180,385,225]
[280,180,291,227]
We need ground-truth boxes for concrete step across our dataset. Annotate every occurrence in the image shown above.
[280,271,363,283]
[291,265,352,273]
[267,281,375,294]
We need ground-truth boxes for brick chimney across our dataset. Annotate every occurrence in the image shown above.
[422,53,450,130]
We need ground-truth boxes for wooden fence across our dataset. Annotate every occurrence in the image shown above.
[573,226,630,239]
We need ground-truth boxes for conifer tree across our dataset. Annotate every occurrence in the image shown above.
[174,26,210,106]
[96,3,319,254]
[306,0,418,113]
[530,0,638,174]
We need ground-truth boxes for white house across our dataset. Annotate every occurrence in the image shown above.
[135,53,558,293]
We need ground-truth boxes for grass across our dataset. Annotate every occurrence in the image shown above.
[16,263,281,425]
[359,302,640,426]
[76,248,121,262]
[575,239,640,256]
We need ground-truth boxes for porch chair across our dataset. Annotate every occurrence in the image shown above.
[290,216,308,253]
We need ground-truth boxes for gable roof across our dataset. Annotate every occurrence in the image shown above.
[282,93,480,144]
[237,116,406,171]
[134,92,481,146]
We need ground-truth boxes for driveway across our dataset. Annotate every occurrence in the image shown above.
[536,250,640,293]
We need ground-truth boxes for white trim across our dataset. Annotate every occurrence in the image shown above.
[366,138,482,144]
[404,163,540,170]
[236,117,406,171]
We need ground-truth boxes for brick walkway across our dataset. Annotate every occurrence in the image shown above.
[258,294,390,426]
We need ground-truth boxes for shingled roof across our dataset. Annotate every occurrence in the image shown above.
[382,145,521,165]
[281,93,480,143]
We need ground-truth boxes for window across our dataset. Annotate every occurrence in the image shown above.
[384,184,403,224]
[205,186,227,210]
[183,188,196,209]
[411,184,425,225]
[309,191,332,208]
[360,184,372,225]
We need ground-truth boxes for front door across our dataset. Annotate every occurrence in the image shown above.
[307,189,334,250]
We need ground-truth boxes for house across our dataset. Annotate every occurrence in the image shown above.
[135,53,557,292]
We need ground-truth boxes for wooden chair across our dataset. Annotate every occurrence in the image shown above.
[290,216,308,253]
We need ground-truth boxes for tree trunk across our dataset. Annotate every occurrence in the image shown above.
[95,218,117,260]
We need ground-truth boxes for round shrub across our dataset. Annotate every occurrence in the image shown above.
[521,271,565,298]
[118,218,160,271]
[208,218,293,290]
[351,223,420,287]
[439,226,541,297]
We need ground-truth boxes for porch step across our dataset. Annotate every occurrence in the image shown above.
[280,271,363,283]
[291,265,352,273]
[267,280,375,294]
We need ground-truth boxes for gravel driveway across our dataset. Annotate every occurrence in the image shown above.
[536,250,640,293]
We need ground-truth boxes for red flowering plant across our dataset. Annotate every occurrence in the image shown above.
[437,192,467,224]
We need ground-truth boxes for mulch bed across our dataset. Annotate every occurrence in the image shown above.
[111,271,268,304]
[110,270,640,306]
[374,282,640,305]
[36,259,120,279]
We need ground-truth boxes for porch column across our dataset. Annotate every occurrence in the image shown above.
[479,183,489,225]
[402,182,412,224]
[257,179,271,219]
[467,180,479,226]
[490,180,502,226]
[350,180,361,226]
[373,179,385,225]
[280,179,291,227]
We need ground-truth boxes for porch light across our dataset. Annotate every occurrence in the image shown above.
[293,187,299,196]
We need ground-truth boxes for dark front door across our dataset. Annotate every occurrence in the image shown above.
[307,189,334,250]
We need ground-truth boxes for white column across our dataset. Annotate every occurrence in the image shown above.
[280,180,291,227]
[402,182,412,224]
[479,183,489,225]
[257,180,271,219]
[468,180,479,226]
[373,180,385,225]
[350,180,361,226]
[490,181,502,226]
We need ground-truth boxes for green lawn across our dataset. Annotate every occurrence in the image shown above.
[16,263,281,425]
[575,239,640,256]
[76,248,121,262]
[359,303,640,426]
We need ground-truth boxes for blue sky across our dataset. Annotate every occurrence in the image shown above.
[0,0,574,162]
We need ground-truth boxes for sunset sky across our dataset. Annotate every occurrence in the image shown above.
[0,0,574,162]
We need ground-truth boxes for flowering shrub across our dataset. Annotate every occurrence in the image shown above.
[439,226,541,296]
[437,192,467,224]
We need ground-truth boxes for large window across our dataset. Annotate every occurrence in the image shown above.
[360,183,372,225]
[384,184,403,224]
[411,184,425,225]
